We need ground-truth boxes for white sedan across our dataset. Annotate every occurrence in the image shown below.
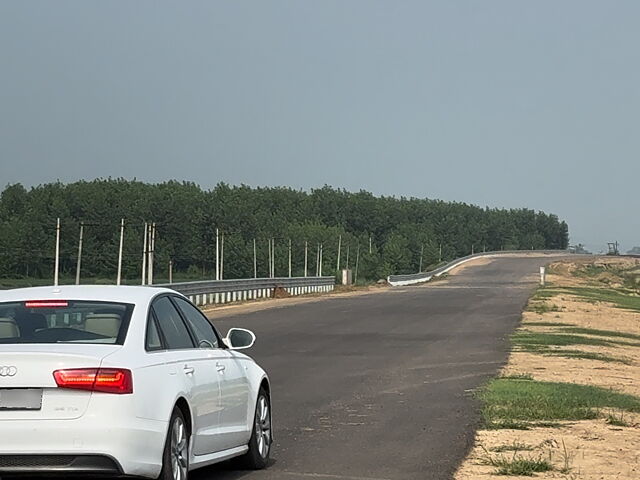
[0,285,272,479]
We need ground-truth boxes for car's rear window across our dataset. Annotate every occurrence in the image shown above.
[0,300,134,345]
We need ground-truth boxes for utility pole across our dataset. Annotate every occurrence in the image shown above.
[336,235,342,274]
[319,243,323,276]
[471,244,474,255]
[271,238,275,278]
[116,219,125,285]
[142,222,148,285]
[288,239,292,277]
[354,244,360,285]
[304,241,308,277]
[253,238,257,278]
[439,243,442,263]
[419,244,424,273]
[267,238,272,278]
[149,223,156,285]
[369,235,372,254]
[345,244,350,269]
[169,259,173,284]
[315,243,320,276]
[220,232,224,280]
[75,222,84,285]
[54,218,60,287]
[215,228,220,281]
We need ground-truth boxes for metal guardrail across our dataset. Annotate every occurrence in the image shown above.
[158,276,336,307]
[387,250,576,286]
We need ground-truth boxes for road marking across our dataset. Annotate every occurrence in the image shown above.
[281,472,393,480]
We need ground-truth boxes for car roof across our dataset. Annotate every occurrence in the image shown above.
[0,285,178,305]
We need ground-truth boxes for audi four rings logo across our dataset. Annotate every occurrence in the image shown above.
[0,366,17,377]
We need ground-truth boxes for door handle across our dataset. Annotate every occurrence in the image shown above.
[216,362,226,373]
[183,365,195,375]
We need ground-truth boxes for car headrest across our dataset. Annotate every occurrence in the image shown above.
[84,314,122,339]
[22,313,48,331]
[0,317,20,339]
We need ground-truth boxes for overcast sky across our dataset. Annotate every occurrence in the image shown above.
[0,1,637,252]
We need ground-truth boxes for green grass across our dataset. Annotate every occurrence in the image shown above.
[526,302,561,314]
[546,350,632,364]
[605,411,630,427]
[554,286,640,312]
[524,321,574,327]
[490,442,534,453]
[560,326,640,341]
[512,332,617,349]
[480,378,640,428]
[481,452,554,476]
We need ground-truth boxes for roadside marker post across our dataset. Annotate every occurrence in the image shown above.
[540,267,546,286]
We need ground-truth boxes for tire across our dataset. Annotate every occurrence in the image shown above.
[158,407,190,480]
[240,387,272,469]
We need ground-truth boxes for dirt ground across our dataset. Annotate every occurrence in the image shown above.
[455,257,640,479]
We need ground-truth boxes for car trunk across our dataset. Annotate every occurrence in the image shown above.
[0,344,120,420]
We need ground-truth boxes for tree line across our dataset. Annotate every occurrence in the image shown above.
[0,180,569,284]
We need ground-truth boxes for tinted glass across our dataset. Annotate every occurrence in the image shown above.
[146,315,163,351]
[0,301,133,345]
[173,297,219,348]
[151,297,194,350]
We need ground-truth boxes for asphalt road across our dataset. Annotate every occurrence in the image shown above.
[196,255,562,480]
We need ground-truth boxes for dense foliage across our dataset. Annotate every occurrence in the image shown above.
[0,180,569,283]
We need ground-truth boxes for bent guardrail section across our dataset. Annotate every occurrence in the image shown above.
[387,250,575,287]
[159,276,336,307]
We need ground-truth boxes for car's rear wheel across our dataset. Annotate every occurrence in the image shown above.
[159,407,190,480]
[240,387,272,469]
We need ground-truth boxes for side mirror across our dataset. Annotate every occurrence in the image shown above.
[224,328,256,350]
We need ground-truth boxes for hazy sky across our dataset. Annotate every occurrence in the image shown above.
[0,1,638,252]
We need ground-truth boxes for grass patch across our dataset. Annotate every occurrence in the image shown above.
[490,442,534,453]
[556,286,640,312]
[605,411,630,427]
[524,321,573,327]
[546,350,632,364]
[526,302,561,314]
[560,326,640,341]
[480,378,640,428]
[481,451,554,476]
[512,332,616,349]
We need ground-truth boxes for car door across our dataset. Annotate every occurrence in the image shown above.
[151,296,222,457]
[172,297,251,451]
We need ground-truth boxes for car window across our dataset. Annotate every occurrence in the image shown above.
[145,313,163,351]
[0,300,133,345]
[173,297,219,348]
[151,297,195,350]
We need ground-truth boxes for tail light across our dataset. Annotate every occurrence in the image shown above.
[53,368,133,394]
[25,300,69,308]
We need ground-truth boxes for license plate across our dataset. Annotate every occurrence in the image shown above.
[0,389,43,410]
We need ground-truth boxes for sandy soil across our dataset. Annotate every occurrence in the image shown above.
[455,258,640,479]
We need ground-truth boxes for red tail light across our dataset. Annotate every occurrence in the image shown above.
[53,368,133,394]
[26,300,69,308]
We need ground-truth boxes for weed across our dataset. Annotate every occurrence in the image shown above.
[480,448,553,476]
[491,442,533,453]
[558,439,575,474]
[605,411,630,427]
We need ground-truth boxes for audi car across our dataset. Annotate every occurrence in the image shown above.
[0,285,272,479]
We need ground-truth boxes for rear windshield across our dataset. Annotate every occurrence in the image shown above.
[0,301,134,345]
